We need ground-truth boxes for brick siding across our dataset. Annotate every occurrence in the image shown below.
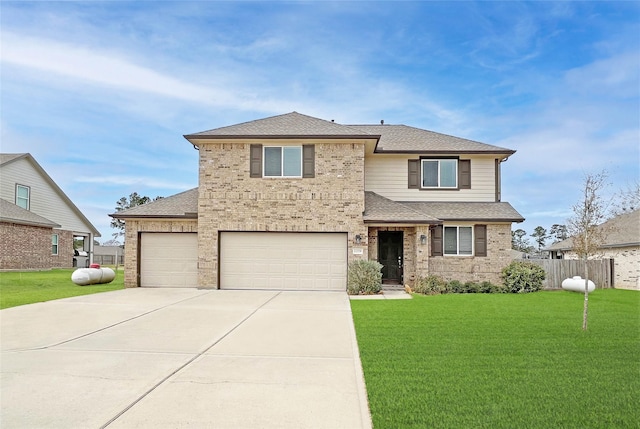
[196,142,367,288]
[0,223,73,270]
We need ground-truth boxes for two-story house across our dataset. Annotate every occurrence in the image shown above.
[0,153,101,270]
[111,112,523,289]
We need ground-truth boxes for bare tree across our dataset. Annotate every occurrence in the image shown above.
[610,181,640,217]
[566,171,610,331]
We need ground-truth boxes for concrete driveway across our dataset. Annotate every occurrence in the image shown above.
[0,289,372,429]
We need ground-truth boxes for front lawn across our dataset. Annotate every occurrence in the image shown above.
[351,290,640,428]
[0,268,124,309]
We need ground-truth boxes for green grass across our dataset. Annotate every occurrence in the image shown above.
[0,268,124,309]
[351,290,640,429]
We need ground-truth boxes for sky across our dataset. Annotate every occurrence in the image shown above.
[1,1,639,243]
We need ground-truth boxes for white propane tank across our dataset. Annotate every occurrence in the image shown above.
[71,267,116,286]
[561,276,595,293]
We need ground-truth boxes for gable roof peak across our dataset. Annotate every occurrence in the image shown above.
[184,111,376,141]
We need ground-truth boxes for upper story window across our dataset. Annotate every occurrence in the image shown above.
[250,144,315,178]
[408,158,471,190]
[264,146,302,177]
[16,184,30,210]
[422,159,457,188]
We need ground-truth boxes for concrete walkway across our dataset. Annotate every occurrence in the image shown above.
[1,289,372,429]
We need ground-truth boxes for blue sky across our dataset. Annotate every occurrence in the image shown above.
[2,1,638,242]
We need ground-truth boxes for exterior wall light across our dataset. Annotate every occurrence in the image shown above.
[420,234,427,245]
[355,234,362,244]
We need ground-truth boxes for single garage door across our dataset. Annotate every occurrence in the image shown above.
[140,233,198,287]
[220,232,347,291]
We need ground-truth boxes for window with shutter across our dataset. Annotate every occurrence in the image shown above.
[302,145,315,178]
[249,144,262,178]
[459,159,471,189]
[408,159,420,189]
[430,225,443,256]
[474,224,487,257]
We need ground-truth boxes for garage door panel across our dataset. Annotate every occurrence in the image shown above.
[220,232,347,291]
[140,233,197,288]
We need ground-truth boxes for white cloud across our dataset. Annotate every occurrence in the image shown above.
[75,175,195,190]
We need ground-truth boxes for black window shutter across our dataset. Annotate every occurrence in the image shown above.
[250,144,262,178]
[302,145,315,178]
[459,159,471,189]
[431,225,443,257]
[408,159,420,189]
[474,224,487,257]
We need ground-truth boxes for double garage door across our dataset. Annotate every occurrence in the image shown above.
[139,232,347,291]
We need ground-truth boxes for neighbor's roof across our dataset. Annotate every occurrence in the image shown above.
[546,209,640,251]
[402,201,525,223]
[0,153,101,237]
[364,192,440,224]
[0,199,61,228]
[109,188,198,219]
[184,112,515,155]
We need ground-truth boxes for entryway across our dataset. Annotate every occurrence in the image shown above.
[378,231,403,285]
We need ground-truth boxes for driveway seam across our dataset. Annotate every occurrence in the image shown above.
[100,291,281,429]
[12,290,213,352]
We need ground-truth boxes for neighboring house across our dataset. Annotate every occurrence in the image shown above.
[0,153,100,270]
[546,209,640,290]
[111,112,524,290]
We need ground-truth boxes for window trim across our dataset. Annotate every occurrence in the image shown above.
[443,225,474,256]
[263,145,303,178]
[52,234,59,255]
[16,184,30,210]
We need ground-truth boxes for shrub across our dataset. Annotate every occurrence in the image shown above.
[347,260,383,295]
[501,261,546,293]
[479,281,505,294]
[446,280,465,294]
[414,275,447,295]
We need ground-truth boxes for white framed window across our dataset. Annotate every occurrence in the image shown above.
[264,146,302,177]
[16,184,30,210]
[422,159,457,188]
[444,226,473,256]
[52,234,59,255]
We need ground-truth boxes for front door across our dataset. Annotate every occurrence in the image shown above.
[378,231,403,284]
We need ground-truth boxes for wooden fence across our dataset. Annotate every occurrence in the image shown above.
[94,254,125,266]
[525,259,614,289]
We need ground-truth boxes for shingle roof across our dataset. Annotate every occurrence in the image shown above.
[185,112,374,140]
[364,192,440,224]
[109,188,198,219]
[350,124,514,154]
[546,209,640,251]
[401,201,525,222]
[184,112,515,155]
[0,199,61,228]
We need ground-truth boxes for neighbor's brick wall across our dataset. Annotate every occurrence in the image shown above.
[426,223,513,285]
[562,246,640,290]
[1,223,53,270]
[0,223,73,270]
[197,142,367,288]
[122,219,198,287]
[52,229,74,268]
